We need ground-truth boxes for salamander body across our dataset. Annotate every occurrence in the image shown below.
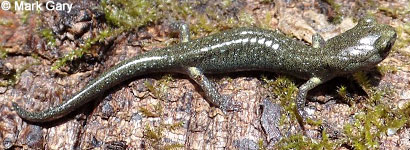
[13,16,397,123]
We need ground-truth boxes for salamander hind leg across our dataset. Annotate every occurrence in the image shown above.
[186,67,241,113]
[296,77,324,124]
[170,22,191,43]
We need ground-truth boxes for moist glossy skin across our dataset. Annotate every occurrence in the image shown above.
[12,17,397,123]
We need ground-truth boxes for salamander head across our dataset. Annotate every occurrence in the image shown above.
[325,16,397,73]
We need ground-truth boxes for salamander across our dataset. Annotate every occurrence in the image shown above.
[12,16,397,123]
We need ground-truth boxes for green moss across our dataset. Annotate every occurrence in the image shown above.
[276,134,307,149]
[260,0,275,4]
[0,78,13,87]
[337,85,355,105]
[0,46,7,59]
[39,28,56,47]
[261,76,298,126]
[101,0,192,29]
[322,0,343,24]
[318,130,334,149]
[343,103,407,149]
[167,121,184,131]
[378,4,410,19]
[0,56,39,87]
[237,12,256,27]
[144,74,174,100]
[403,23,410,35]
[0,19,13,27]
[139,105,162,118]
[377,64,398,76]
[337,60,410,149]
[399,102,410,125]
[341,75,408,149]
[353,71,386,105]
[144,124,164,146]
[190,4,254,37]
[353,71,372,94]
[272,69,407,149]
[306,118,323,126]
[140,74,182,148]
[218,76,233,85]
[396,24,410,44]
[221,0,233,8]
[393,23,410,57]
[52,28,123,70]
[20,7,31,24]
[190,14,215,35]
[141,102,184,149]
[276,130,336,149]
[161,144,185,150]
[257,139,265,150]
[145,80,161,99]
[101,0,162,29]
[337,85,348,99]
[260,11,272,29]
[276,131,336,149]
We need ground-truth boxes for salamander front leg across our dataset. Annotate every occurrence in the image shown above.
[170,22,191,43]
[186,67,241,113]
[296,77,323,123]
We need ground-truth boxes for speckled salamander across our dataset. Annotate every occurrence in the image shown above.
[13,16,396,123]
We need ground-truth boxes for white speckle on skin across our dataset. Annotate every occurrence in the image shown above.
[242,38,249,43]
[208,39,245,51]
[226,40,235,45]
[258,38,265,44]
[240,31,249,35]
[233,39,242,44]
[272,43,279,50]
[265,40,272,47]
[211,43,224,49]
[200,47,210,52]
[250,38,257,43]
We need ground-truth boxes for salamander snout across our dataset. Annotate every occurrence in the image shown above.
[378,28,397,58]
